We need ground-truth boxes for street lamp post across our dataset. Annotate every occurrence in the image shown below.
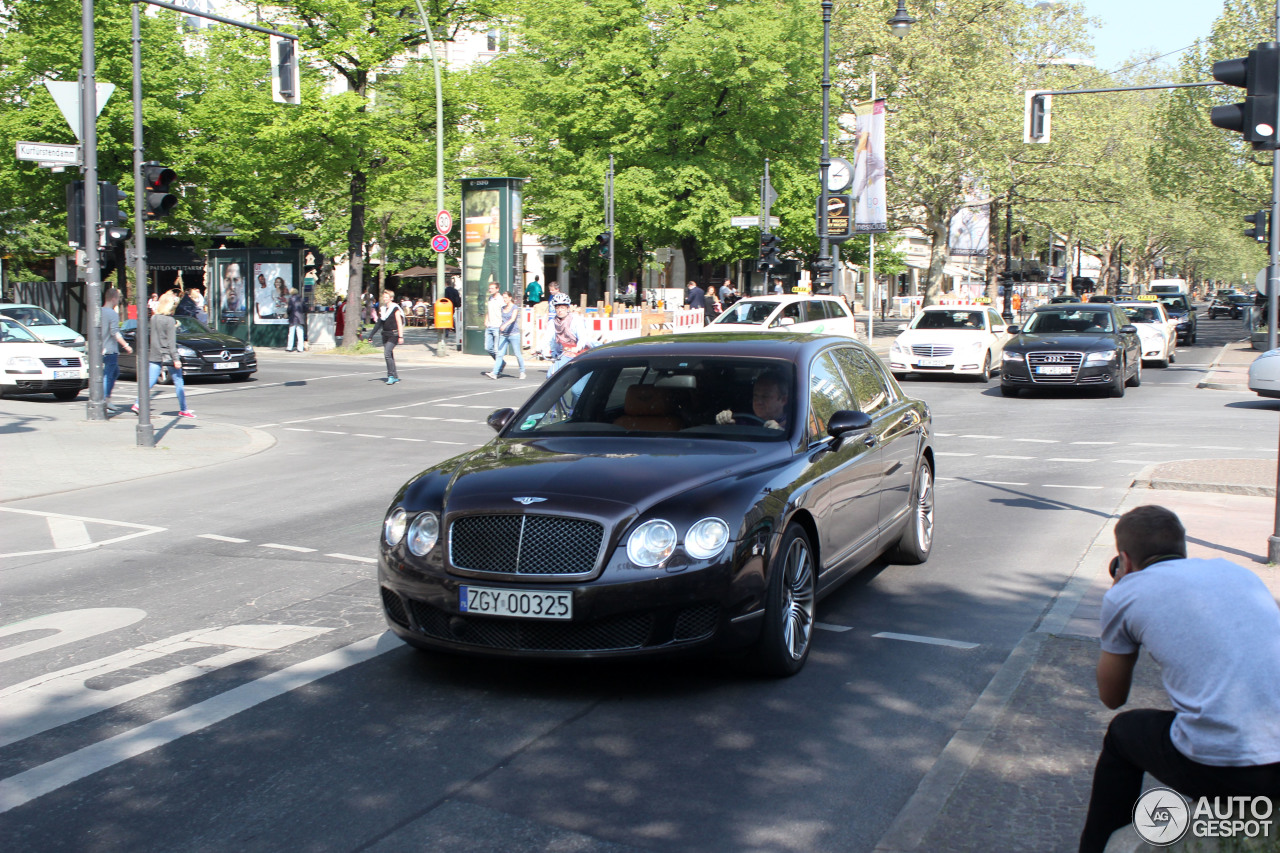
[816,1,915,294]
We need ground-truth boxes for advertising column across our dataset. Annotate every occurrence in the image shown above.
[461,178,524,355]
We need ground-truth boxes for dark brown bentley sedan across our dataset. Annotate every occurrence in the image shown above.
[378,334,934,676]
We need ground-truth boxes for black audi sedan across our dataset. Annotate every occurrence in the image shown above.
[1000,305,1141,397]
[379,334,934,676]
[119,317,257,383]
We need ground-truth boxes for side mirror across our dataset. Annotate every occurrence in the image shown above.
[1006,325,1021,335]
[487,408,516,433]
[777,316,796,327]
[1119,324,1138,335]
[58,318,68,324]
[827,409,872,440]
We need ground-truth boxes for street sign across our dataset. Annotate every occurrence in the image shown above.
[730,216,780,228]
[436,210,453,235]
[820,194,854,243]
[431,234,451,253]
[16,141,81,165]
[43,81,115,143]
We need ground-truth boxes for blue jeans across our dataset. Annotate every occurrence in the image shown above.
[493,331,524,375]
[138,361,187,412]
[103,352,120,399]
[484,327,500,360]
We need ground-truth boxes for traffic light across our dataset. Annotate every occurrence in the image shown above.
[1211,42,1280,150]
[67,182,133,248]
[141,162,178,219]
[1245,210,1271,243]
[1023,90,1052,144]
[271,35,301,105]
[759,233,781,271]
[596,232,610,258]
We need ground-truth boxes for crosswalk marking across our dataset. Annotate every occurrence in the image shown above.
[0,508,165,559]
[197,534,249,543]
[260,543,317,553]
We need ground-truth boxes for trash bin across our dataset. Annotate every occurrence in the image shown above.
[434,298,454,330]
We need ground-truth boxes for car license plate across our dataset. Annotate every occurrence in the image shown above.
[459,585,572,620]
[213,362,240,370]
[1036,364,1073,375]
[52,370,78,379]
[917,357,948,367]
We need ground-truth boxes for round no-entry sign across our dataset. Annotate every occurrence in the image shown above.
[431,234,450,253]
[436,210,452,235]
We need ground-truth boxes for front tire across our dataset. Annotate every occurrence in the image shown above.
[755,523,816,677]
[893,458,934,564]
[1127,357,1142,387]
[976,353,991,383]
[1111,359,1126,397]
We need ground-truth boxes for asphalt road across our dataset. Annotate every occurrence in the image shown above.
[0,310,1273,853]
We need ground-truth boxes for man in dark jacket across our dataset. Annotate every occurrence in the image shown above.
[286,288,307,351]
[684,280,707,324]
[175,287,199,319]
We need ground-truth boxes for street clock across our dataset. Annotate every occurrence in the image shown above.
[825,157,854,192]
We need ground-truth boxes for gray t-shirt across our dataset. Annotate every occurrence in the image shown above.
[101,306,120,355]
[1101,557,1280,766]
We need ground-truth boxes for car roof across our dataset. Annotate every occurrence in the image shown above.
[583,331,860,362]
[731,294,842,304]
[919,304,989,311]
[1032,303,1114,311]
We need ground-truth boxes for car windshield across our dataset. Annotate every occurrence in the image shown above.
[0,317,40,343]
[913,310,984,330]
[0,306,59,327]
[1023,309,1114,334]
[505,356,794,440]
[1158,297,1188,312]
[1122,306,1162,323]
[713,300,778,325]
[1229,294,1253,304]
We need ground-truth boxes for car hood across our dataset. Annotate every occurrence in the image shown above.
[407,436,787,515]
[705,322,771,332]
[0,340,88,362]
[1006,333,1119,351]
[895,329,990,345]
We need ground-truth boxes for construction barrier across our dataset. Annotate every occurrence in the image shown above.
[588,312,643,342]
[671,308,705,333]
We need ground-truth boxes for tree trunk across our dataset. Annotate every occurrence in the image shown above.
[343,169,367,345]
[921,207,949,307]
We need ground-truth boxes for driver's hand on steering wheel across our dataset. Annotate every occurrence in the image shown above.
[763,420,780,430]
[716,409,734,425]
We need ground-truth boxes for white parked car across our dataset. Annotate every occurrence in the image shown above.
[0,316,89,400]
[1116,300,1176,367]
[704,294,858,338]
[888,305,1010,382]
[1249,348,1280,399]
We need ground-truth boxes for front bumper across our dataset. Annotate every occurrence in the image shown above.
[2,375,88,393]
[1000,356,1118,388]
[180,352,258,377]
[889,349,988,376]
[378,541,766,659]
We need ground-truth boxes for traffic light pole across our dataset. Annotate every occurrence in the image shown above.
[607,154,616,304]
[1270,0,1280,565]
[81,0,105,422]
[815,0,833,294]
[131,1,153,446]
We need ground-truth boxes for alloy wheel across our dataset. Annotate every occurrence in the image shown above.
[914,464,935,553]
[781,537,815,660]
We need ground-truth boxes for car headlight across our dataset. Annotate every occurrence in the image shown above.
[1084,349,1116,365]
[406,512,440,556]
[74,335,85,344]
[383,508,407,546]
[685,517,730,560]
[177,345,198,357]
[245,343,255,354]
[890,340,907,354]
[1002,351,1023,363]
[4,356,43,372]
[627,519,677,567]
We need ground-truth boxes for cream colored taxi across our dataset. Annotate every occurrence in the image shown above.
[1116,299,1176,367]
[888,305,1010,382]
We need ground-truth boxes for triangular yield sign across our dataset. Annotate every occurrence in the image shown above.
[44,81,115,143]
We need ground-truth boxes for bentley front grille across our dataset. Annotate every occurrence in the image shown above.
[450,514,605,578]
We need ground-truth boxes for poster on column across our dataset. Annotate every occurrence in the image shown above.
[852,99,887,233]
[948,204,990,258]
[253,262,291,323]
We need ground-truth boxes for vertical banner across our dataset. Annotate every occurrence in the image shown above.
[852,99,887,233]
[948,204,990,257]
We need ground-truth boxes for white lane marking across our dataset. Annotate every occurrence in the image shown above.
[971,480,1028,486]
[438,403,463,407]
[465,405,492,409]
[0,509,165,559]
[936,477,957,481]
[326,553,377,564]
[197,534,249,543]
[815,622,853,633]
[0,625,330,749]
[1194,445,1241,451]
[260,543,318,553]
[353,434,385,439]
[433,440,466,445]
[391,437,426,442]
[253,423,278,428]
[282,418,315,424]
[1041,484,1103,490]
[1072,441,1115,445]
[1128,442,1177,448]
[959,434,1001,439]
[1014,438,1057,444]
[412,416,440,420]
[47,517,92,550]
[936,452,974,457]
[986,455,1033,460]
[1114,459,1162,464]
[376,414,408,418]
[445,418,474,423]
[0,632,399,815]
[0,609,147,666]
[1046,457,1097,462]
[873,632,979,650]
[284,428,312,432]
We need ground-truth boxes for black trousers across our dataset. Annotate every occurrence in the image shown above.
[383,335,398,379]
[1079,709,1280,853]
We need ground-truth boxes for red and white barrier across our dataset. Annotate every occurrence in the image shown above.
[671,308,705,333]
[588,312,643,342]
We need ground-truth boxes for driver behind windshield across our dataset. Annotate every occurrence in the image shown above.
[716,370,790,430]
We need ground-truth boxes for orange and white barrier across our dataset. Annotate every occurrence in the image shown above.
[671,308,705,333]
[589,312,643,342]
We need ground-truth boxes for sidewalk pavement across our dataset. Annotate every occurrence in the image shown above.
[877,461,1280,853]
[1198,338,1261,393]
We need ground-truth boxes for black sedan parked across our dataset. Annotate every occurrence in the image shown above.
[379,334,934,676]
[1000,305,1142,397]
[119,316,257,383]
